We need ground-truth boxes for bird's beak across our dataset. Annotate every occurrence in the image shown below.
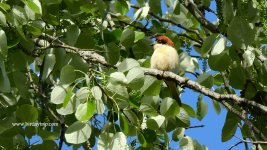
[150,41,156,47]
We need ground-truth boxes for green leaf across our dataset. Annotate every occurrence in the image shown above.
[196,95,208,121]
[60,65,76,85]
[227,16,256,48]
[91,86,102,100]
[244,82,257,99]
[140,96,159,116]
[208,51,231,71]
[106,42,120,65]
[120,29,135,48]
[146,115,165,130]
[179,52,198,73]
[172,128,185,141]
[211,37,226,55]
[0,60,10,93]
[243,47,255,67]
[16,104,38,122]
[221,112,240,142]
[24,0,42,15]
[115,0,129,15]
[202,0,210,7]
[0,93,17,106]
[138,132,147,147]
[109,72,127,85]
[0,3,11,11]
[126,67,144,90]
[140,75,162,96]
[229,66,245,89]
[176,108,190,127]
[212,100,221,115]
[63,88,73,108]
[39,129,59,140]
[182,104,195,118]
[160,97,180,117]
[222,0,234,24]
[56,95,78,115]
[119,114,129,135]
[0,30,7,59]
[213,73,224,86]
[134,6,150,20]
[118,58,140,72]
[134,31,145,42]
[95,98,105,114]
[66,25,81,46]
[41,54,56,81]
[65,121,91,144]
[107,83,129,100]
[139,104,158,116]
[75,87,89,102]
[180,136,194,150]
[75,101,95,122]
[0,11,6,27]
[165,0,173,7]
[149,0,161,14]
[196,73,213,89]
[198,34,217,56]
[50,86,67,104]
[11,6,27,25]
[132,40,151,59]
[173,0,180,15]
[98,132,128,150]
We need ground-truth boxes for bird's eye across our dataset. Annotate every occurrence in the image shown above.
[157,40,166,44]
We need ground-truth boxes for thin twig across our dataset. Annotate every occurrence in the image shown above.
[185,125,204,129]
[130,5,203,43]
[234,135,267,144]
[228,141,243,150]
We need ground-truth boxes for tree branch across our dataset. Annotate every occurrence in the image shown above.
[58,116,65,150]
[144,68,267,114]
[180,0,219,33]
[221,72,267,141]
[130,5,203,43]
[234,135,267,145]
[228,141,243,150]
[34,35,267,115]
[185,125,204,129]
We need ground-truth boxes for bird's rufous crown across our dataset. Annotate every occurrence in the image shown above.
[156,36,174,47]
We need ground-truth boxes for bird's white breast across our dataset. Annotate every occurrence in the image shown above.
[151,44,179,73]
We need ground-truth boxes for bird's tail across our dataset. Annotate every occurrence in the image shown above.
[164,80,181,105]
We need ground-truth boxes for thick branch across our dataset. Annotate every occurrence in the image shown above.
[34,35,267,115]
[144,68,267,114]
[34,35,113,68]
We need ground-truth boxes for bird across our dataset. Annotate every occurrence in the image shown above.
[150,35,181,105]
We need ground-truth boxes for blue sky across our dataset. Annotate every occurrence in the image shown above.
[29,1,248,149]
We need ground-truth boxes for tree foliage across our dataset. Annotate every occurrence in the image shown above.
[0,0,267,149]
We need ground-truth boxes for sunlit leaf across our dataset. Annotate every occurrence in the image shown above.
[65,121,91,144]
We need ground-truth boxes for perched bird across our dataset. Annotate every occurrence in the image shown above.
[150,35,181,105]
